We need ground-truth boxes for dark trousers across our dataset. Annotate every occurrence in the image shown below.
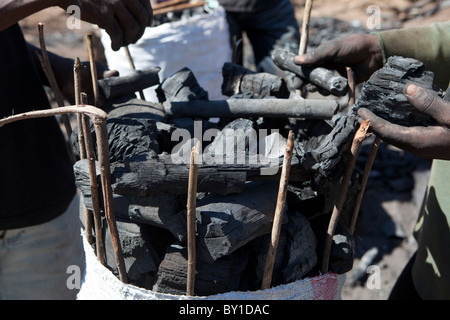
[224,0,300,70]
[389,252,422,300]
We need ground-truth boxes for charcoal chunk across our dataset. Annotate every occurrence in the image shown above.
[221,62,290,98]
[102,218,175,289]
[353,56,443,126]
[156,67,209,103]
[71,116,159,162]
[152,243,249,296]
[241,209,317,290]
[177,181,281,263]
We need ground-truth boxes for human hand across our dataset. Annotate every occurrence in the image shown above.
[358,83,450,160]
[61,0,153,51]
[294,34,384,86]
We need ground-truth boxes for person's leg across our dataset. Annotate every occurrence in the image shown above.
[389,252,422,300]
[0,194,85,300]
[244,0,300,69]
[224,11,244,65]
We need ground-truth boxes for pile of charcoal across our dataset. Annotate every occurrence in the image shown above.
[73,51,443,295]
[73,61,362,296]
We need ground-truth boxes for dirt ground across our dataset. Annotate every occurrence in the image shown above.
[17,1,450,300]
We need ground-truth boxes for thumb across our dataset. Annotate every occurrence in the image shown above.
[405,84,450,126]
[294,41,339,67]
[103,69,119,78]
[294,53,316,66]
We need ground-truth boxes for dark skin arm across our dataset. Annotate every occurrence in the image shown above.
[0,0,56,31]
[0,0,153,50]
[28,43,118,106]
[61,0,153,51]
[294,34,384,85]
[295,33,450,160]
[1,0,152,105]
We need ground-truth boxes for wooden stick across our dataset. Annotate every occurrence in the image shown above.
[85,34,100,107]
[36,23,73,140]
[79,92,94,246]
[261,130,295,290]
[319,66,368,273]
[321,120,371,274]
[74,58,87,160]
[80,92,106,264]
[0,105,103,126]
[93,119,128,283]
[153,0,189,10]
[153,1,207,15]
[298,0,314,56]
[345,65,380,235]
[186,142,199,296]
[123,46,146,100]
[297,0,313,97]
[346,66,356,107]
[82,205,95,245]
[0,105,128,283]
[74,60,95,247]
[349,137,381,234]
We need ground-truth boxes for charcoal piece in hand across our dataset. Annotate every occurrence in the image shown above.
[352,56,443,127]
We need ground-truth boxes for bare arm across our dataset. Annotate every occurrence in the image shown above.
[27,43,118,106]
[0,0,58,31]
[0,0,153,51]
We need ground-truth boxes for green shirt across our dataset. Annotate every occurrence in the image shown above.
[377,21,450,90]
[413,160,450,299]
[376,21,450,299]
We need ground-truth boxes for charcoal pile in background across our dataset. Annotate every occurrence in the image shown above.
[306,17,368,49]
[73,62,360,295]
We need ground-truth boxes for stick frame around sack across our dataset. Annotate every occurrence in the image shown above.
[74,58,87,160]
[321,119,370,274]
[36,23,73,140]
[80,93,106,264]
[123,46,146,100]
[299,0,313,56]
[186,142,199,296]
[85,33,100,107]
[349,136,382,234]
[0,105,128,283]
[321,67,371,273]
[297,0,313,97]
[346,65,381,235]
[261,130,295,290]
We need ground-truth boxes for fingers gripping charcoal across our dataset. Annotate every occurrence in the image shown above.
[271,48,348,96]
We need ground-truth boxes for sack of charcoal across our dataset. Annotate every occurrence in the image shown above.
[77,233,346,300]
[72,55,370,300]
[74,113,357,300]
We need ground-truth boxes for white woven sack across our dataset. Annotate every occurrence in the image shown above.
[77,236,345,300]
[100,6,232,103]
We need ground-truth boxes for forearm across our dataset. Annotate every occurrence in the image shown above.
[27,43,68,86]
[0,0,61,31]
[27,43,48,86]
[375,21,450,90]
[27,42,74,89]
